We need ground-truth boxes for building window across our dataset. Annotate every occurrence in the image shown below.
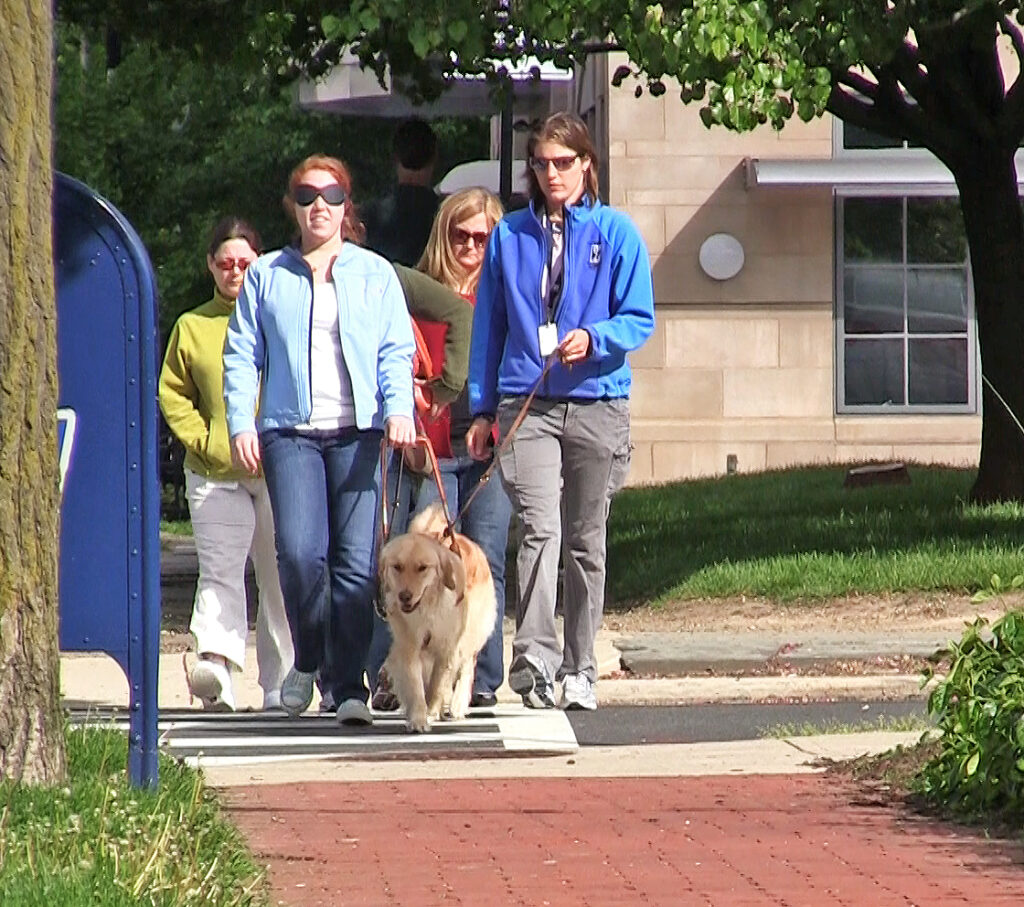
[836,195,976,413]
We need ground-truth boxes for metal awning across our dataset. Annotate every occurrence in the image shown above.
[436,159,530,196]
[745,152,1024,190]
[297,53,573,118]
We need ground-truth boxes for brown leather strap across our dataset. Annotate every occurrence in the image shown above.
[381,352,557,549]
[378,433,457,547]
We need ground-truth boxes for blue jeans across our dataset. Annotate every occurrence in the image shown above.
[368,453,512,695]
[261,427,381,705]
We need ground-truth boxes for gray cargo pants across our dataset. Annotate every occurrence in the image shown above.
[497,396,631,684]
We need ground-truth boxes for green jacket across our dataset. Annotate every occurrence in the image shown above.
[393,264,472,406]
[159,292,250,480]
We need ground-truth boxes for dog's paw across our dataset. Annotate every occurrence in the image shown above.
[405,712,431,733]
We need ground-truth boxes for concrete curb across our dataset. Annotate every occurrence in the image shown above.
[199,730,926,787]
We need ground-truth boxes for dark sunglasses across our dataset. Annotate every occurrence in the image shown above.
[213,257,253,272]
[292,183,347,206]
[451,227,490,248]
[528,154,579,173]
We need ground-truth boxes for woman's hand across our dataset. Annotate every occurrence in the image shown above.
[427,400,450,420]
[466,417,495,461]
[561,327,593,368]
[232,432,261,476]
[558,328,592,366]
[386,415,417,448]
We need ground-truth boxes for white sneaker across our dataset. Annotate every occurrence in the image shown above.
[560,673,597,711]
[262,690,284,712]
[189,658,235,712]
[335,698,373,726]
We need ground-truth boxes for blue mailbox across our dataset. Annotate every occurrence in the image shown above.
[55,173,161,787]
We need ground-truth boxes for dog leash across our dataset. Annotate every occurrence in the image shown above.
[379,350,556,551]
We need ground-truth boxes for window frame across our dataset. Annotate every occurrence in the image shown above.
[834,186,978,415]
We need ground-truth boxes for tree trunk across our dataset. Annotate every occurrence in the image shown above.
[0,1,66,783]
[954,151,1024,503]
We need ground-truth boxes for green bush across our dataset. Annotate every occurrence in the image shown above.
[915,610,1024,824]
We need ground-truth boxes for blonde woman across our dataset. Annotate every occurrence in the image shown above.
[369,187,512,710]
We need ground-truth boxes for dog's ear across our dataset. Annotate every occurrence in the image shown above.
[438,545,466,595]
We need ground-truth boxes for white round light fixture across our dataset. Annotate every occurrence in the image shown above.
[699,233,745,280]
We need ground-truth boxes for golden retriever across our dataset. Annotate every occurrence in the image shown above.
[378,503,498,732]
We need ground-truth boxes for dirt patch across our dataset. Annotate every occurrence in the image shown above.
[160,630,193,654]
[602,591,1024,635]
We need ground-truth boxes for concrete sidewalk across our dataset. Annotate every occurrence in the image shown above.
[60,622,936,713]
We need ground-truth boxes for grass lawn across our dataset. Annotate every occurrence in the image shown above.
[0,727,266,906]
[606,464,1024,606]
[163,463,1024,607]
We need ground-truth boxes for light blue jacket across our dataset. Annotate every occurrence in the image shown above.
[224,243,414,437]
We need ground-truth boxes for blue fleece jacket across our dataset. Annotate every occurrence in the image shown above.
[468,197,655,415]
[224,243,414,437]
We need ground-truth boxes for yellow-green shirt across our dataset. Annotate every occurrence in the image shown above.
[158,292,251,480]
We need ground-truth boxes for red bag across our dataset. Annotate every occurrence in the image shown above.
[405,319,453,471]
[411,319,434,418]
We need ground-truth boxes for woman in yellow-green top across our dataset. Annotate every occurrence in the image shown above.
[158,216,293,712]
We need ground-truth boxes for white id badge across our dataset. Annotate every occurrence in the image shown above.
[538,322,559,357]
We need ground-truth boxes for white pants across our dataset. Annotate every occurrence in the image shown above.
[185,469,293,694]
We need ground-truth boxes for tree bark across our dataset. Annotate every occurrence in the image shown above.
[954,151,1024,503]
[0,1,67,783]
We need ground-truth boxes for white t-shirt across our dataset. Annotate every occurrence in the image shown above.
[295,281,355,430]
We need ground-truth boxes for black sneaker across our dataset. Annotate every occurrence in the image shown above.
[469,691,498,708]
[508,656,555,709]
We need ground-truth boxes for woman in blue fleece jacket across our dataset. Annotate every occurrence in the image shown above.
[466,112,655,712]
[224,154,416,724]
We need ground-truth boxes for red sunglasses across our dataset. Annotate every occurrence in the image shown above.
[451,227,490,248]
[213,257,253,272]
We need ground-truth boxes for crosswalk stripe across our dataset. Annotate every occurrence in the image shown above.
[69,705,578,766]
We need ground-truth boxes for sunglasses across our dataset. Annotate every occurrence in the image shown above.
[213,257,253,272]
[292,183,347,206]
[451,227,490,248]
[528,154,579,173]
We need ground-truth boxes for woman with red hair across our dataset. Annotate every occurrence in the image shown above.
[224,154,416,724]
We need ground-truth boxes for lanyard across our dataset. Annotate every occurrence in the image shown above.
[544,214,564,322]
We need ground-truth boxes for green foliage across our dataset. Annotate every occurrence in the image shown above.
[915,611,1024,825]
[53,20,488,338]
[0,726,265,905]
[971,572,1024,604]
[58,0,1024,149]
[606,465,1024,606]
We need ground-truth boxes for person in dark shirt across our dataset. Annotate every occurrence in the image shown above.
[363,117,440,266]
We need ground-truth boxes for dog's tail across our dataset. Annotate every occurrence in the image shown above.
[409,501,448,538]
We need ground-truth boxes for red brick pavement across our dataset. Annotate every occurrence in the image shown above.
[223,774,1024,906]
